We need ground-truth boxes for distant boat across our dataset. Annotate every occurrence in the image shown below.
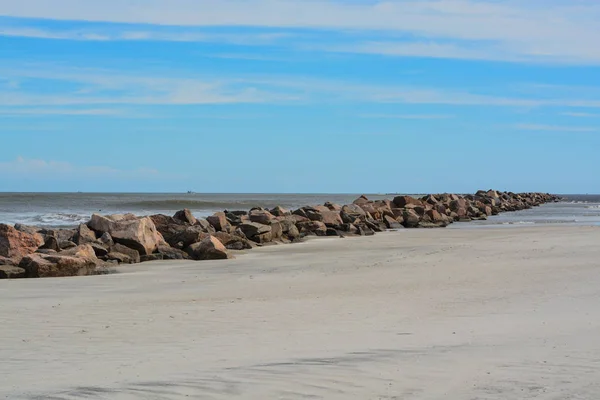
[187,191,195,194]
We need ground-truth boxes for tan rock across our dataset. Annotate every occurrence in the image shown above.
[0,224,44,263]
[88,214,163,255]
[186,236,231,260]
[206,212,231,232]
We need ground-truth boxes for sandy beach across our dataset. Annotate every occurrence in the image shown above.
[2,225,600,399]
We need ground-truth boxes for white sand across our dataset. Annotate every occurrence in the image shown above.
[2,225,600,399]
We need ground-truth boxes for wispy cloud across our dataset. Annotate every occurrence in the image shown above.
[516,124,598,132]
[1,0,600,64]
[0,25,293,45]
[560,112,600,118]
[1,65,600,109]
[0,157,160,179]
[358,114,454,120]
[0,107,125,116]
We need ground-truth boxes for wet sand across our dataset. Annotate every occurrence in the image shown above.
[2,226,600,399]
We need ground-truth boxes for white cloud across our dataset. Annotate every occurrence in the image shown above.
[358,114,454,120]
[1,66,600,109]
[0,0,599,63]
[0,157,160,178]
[516,124,598,132]
[0,107,124,116]
[561,112,600,118]
[0,25,292,45]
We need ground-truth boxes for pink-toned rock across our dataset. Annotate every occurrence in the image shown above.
[393,196,422,208]
[206,212,231,232]
[88,214,163,255]
[340,204,366,224]
[0,224,44,263]
[0,265,26,279]
[173,209,197,225]
[185,236,231,260]
[297,221,327,236]
[402,209,421,228]
[353,195,370,206]
[249,209,276,225]
[270,206,291,217]
[19,253,100,278]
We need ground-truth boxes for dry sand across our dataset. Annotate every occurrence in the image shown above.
[2,225,600,399]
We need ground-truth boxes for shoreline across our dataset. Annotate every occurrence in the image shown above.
[1,190,560,279]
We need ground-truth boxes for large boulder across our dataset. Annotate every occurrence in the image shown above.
[88,214,163,255]
[213,231,253,250]
[340,204,366,224]
[320,211,344,227]
[108,243,140,264]
[206,212,231,232]
[393,196,422,208]
[0,265,26,279]
[297,221,327,236]
[157,245,190,260]
[402,209,421,228]
[249,209,276,225]
[185,236,231,260]
[19,252,100,278]
[173,209,197,225]
[0,224,44,263]
[169,226,209,249]
[278,218,301,240]
[238,222,271,239]
[74,223,97,245]
[270,206,291,217]
[384,215,403,229]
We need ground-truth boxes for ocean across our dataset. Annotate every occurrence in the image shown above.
[0,193,598,228]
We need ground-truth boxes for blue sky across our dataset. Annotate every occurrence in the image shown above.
[0,0,599,193]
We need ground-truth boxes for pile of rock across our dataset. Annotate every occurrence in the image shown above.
[0,190,560,279]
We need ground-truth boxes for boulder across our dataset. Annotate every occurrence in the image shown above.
[393,196,422,208]
[270,221,284,241]
[320,210,344,227]
[0,224,44,263]
[324,202,342,211]
[39,236,60,252]
[402,209,421,228]
[195,218,215,233]
[105,252,136,264]
[206,212,231,232]
[13,224,42,236]
[99,232,114,247]
[249,209,276,225]
[140,254,164,262]
[278,218,301,240]
[74,223,97,245]
[270,206,291,217]
[0,265,26,279]
[384,215,403,229]
[340,204,366,224]
[353,195,370,206]
[109,243,140,264]
[213,232,253,250]
[173,209,197,225]
[185,236,231,260]
[19,253,100,278]
[59,240,77,250]
[157,245,190,260]
[297,221,327,236]
[169,226,209,249]
[238,222,271,239]
[88,214,163,255]
[0,255,17,266]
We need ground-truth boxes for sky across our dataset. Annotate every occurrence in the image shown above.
[0,0,599,194]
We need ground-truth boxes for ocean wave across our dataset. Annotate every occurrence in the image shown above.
[585,205,600,209]
[16,213,91,227]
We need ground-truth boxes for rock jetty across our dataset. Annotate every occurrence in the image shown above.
[0,191,560,279]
